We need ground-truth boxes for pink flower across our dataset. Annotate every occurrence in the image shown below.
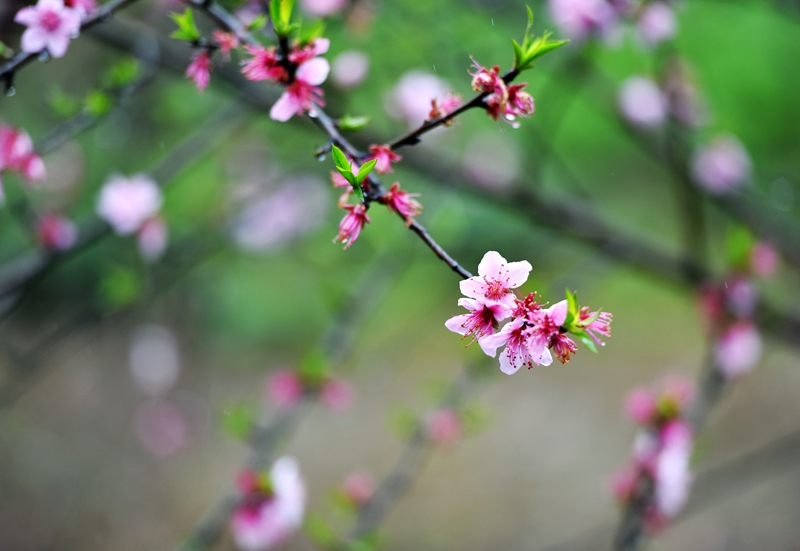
[654,422,693,517]
[342,471,375,506]
[636,2,677,47]
[691,136,752,194]
[548,0,618,41]
[231,457,306,551]
[383,182,422,223]
[429,92,462,122]
[287,38,330,65]
[333,204,369,249]
[214,30,239,61]
[300,0,347,17]
[528,300,572,361]
[96,174,163,235]
[751,242,779,279]
[426,408,461,445]
[445,298,509,344]
[625,388,657,425]
[241,45,287,83]
[331,50,369,89]
[723,277,757,318]
[267,369,304,408]
[64,0,96,16]
[186,50,212,93]
[320,379,354,411]
[715,322,762,378]
[37,213,77,251]
[367,145,401,174]
[479,316,554,374]
[14,0,81,58]
[505,83,535,118]
[270,58,330,122]
[457,251,532,313]
[577,306,613,346]
[137,217,169,262]
[0,125,46,183]
[618,76,667,127]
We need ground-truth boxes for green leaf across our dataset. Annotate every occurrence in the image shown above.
[356,159,377,185]
[527,5,534,26]
[511,39,525,73]
[304,514,339,548]
[337,115,370,132]
[248,13,268,31]
[298,19,326,44]
[105,57,140,88]
[220,403,254,440]
[85,90,112,117]
[331,144,351,173]
[528,38,569,62]
[170,9,201,42]
[580,335,598,354]
[270,0,296,37]
[725,224,754,269]
[299,348,328,387]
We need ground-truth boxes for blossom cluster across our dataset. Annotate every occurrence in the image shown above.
[469,60,535,125]
[0,125,46,202]
[242,38,331,121]
[96,174,168,261]
[446,251,612,374]
[14,0,89,59]
[232,457,306,551]
[613,376,695,528]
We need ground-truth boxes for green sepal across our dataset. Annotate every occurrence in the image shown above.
[169,9,201,42]
[337,115,370,131]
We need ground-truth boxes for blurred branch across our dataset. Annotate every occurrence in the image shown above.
[173,255,407,551]
[0,0,144,91]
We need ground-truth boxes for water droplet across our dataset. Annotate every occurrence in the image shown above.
[6,86,15,97]
[38,50,50,62]
[316,154,326,162]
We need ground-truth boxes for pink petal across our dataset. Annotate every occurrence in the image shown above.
[20,27,49,53]
[270,92,301,122]
[312,38,330,56]
[478,324,512,356]
[296,57,329,86]
[458,277,485,300]
[498,348,521,375]
[46,33,71,58]
[14,7,39,26]
[456,297,478,311]
[477,251,507,279]
[444,314,470,336]
[538,348,553,366]
[504,260,532,288]
[548,300,569,326]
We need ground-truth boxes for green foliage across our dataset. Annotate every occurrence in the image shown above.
[48,87,81,118]
[725,224,755,270]
[248,13,269,32]
[170,9,201,42]
[220,403,255,440]
[338,115,371,132]
[387,406,417,440]
[331,144,377,203]
[299,347,329,387]
[100,266,141,308]
[298,19,326,44]
[0,40,12,59]
[511,6,568,72]
[270,0,299,37]
[304,513,340,549]
[105,58,140,88]
[85,90,112,117]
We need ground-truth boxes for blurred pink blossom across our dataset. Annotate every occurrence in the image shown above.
[723,278,757,318]
[96,174,162,235]
[715,322,763,378]
[320,379,355,411]
[655,422,693,517]
[129,324,181,397]
[186,50,212,93]
[137,217,169,262]
[610,465,639,502]
[0,125,46,183]
[691,136,752,194]
[267,369,304,408]
[636,2,677,47]
[134,399,191,458]
[331,50,369,88]
[426,408,462,444]
[342,470,375,506]
[429,92,463,122]
[548,0,618,41]
[618,76,667,127]
[367,144,401,174]
[64,0,96,16]
[231,457,306,551]
[14,0,81,58]
[300,0,347,17]
[214,30,239,61]
[386,71,450,127]
[625,388,657,424]
[751,242,779,278]
[37,214,77,251]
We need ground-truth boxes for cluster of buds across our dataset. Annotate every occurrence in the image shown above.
[613,376,695,530]
[0,125,46,201]
[267,368,355,412]
[445,251,612,374]
[469,61,535,125]
[232,458,306,551]
[242,38,331,121]
[95,174,169,262]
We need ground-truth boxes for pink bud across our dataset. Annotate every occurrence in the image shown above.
[715,322,763,378]
[320,379,355,411]
[300,0,347,17]
[751,242,779,279]
[618,76,667,127]
[625,387,657,424]
[267,369,304,408]
[186,50,212,93]
[691,136,752,194]
[137,217,169,262]
[426,408,461,445]
[342,470,375,506]
[636,2,677,46]
[37,214,77,251]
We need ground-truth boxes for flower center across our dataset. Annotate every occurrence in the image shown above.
[484,278,508,301]
[40,10,62,32]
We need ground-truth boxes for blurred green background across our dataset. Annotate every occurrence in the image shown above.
[1,0,800,550]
